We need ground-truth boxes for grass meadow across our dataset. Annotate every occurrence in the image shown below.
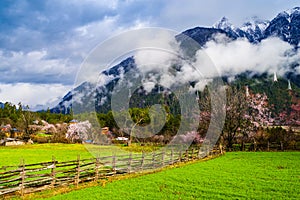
[0,143,130,166]
[1,144,299,199]
[33,151,300,200]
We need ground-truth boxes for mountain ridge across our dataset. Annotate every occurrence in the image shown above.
[50,7,300,120]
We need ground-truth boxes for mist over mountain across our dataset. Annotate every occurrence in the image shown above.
[51,7,300,120]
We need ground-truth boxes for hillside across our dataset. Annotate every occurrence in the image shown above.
[50,7,300,127]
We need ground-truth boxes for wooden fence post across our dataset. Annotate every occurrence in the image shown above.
[20,159,25,197]
[179,150,182,162]
[162,151,165,167]
[219,143,223,154]
[112,154,116,174]
[204,143,208,157]
[51,156,56,188]
[141,151,145,171]
[128,153,132,173]
[152,152,156,168]
[95,156,100,181]
[185,149,188,161]
[170,149,174,164]
[75,155,80,187]
[198,147,201,158]
[280,141,284,151]
[242,142,244,151]
[191,148,195,160]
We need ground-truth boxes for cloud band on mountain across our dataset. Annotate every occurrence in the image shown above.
[202,34,300,79]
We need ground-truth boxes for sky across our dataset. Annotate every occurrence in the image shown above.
[0,0,299,110]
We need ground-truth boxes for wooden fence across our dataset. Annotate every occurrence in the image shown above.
[231,141,300,151]
[0,146,221,197]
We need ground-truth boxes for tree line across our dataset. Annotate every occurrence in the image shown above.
[0,102,72,140]
[0,82,299,150]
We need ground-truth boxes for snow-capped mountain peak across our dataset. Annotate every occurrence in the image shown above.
[213,16,269,43]
[264,7,300,45]
[285,7,300,16]
[213,17,235,30]
[274,7,300,23]
[238,19,269,42]
[240,19,269,33]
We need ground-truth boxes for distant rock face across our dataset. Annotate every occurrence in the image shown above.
[191,7,300,46]
[239,20,269,43]
[264,7,300,46]
[51,7,300,114]
[177,27,236,46]
[50,57,136,114]
[211,16,269,43]
[213,17,240,39]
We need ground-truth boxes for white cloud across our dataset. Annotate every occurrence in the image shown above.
[125,32,300,96]
[1,0,299,109]
[296,65,300,74]
[203,36,300,77]
[131,29,216,92]
[0,49,76,84]
[0,15,152,108]
[0,83,72,110]
[63,0,119,9]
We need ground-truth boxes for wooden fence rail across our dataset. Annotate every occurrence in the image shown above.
[0,146,221,197]
[231,141,300,152]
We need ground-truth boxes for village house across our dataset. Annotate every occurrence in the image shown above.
[0,125,24,138]
[0,138,33,146]
[0,124,11,137]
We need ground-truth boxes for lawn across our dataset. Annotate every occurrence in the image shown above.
[0,143,130,166]
[41,152,300,200]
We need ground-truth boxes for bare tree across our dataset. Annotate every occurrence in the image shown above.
[222,86,250,150]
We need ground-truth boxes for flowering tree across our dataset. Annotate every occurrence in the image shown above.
[66,120,92,143]
[290,103,300,125]
[247,92,273,129]
[172,131,204,145]
[41,121,57,134]
[222,86,273,149]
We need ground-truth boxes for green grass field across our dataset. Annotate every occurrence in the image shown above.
[0,143,130,166]
[40,152,299,200]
